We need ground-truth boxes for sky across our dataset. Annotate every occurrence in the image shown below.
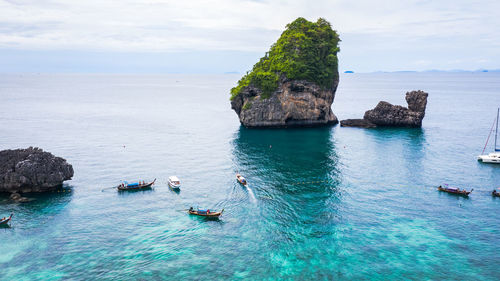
[1,0,499,73]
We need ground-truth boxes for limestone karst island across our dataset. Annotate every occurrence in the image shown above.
[230,18,340,127]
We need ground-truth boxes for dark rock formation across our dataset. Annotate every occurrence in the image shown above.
[0,147,73,193]
[340,90,428,128]
[340,118,376,128]
[231,78,338,127]
[364,90,428,127]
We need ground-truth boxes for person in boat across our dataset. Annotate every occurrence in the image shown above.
[207,209,210,214]
[189,207,194,212]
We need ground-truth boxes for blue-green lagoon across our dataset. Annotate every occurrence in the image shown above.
[0,73,499,280]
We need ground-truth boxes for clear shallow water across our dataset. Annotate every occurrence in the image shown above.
[0,73,499,280]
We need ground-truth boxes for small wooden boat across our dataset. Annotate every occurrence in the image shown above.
[188,207,224,218]
[492,189,500,197]
[236,174,247,186]
[168,176,181,190]
[437,185,473,196]
[0,214,13,226]
[117,179,156,191]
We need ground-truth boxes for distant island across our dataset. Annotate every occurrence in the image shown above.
[369,69,500,73]
[230,17,340,128]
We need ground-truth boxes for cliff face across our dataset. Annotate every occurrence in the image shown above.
[230,17,340,128]
[364,90,428,127]
[0,147,74,193]
[340,90,429,128]
[231,78,338,127]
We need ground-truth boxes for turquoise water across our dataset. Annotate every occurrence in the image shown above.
[0,73,499,280]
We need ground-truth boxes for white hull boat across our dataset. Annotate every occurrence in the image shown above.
[478,152,500,163]
[478,108,500,164]
[236,174,247,185]
[168,176,181,189]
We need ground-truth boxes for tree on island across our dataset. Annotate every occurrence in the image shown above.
[230,17,340,100]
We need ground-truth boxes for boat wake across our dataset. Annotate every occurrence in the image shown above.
[246,184,257,203]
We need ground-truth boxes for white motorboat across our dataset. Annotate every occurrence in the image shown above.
[168,176,181,189]
[478,108,500,164]
[236,174,247,185]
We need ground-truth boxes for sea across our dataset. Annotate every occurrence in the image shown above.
[0,72,499,280]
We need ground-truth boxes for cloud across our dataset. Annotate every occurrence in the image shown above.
[0,0,287,51]
[0,0,499,71]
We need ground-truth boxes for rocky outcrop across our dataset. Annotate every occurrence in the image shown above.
[340,90,428,128]
[339,118,377,128]
[364,90,428,127]
[231,78,338,127]
[0,147,73,193]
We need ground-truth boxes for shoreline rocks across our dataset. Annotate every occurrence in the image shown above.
[231,78,339,128]
[340,90,428,128]
[0,147,74,194]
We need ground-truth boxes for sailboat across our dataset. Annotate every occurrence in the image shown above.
[478,108,500,164]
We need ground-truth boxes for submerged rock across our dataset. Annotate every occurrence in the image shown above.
[0,147,74,193]
[340,90,428,128]
[9,192,32,203]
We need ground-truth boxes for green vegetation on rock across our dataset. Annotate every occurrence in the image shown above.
[242,101,252,110]
[230,17,340,100]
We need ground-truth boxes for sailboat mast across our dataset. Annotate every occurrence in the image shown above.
[496,108,499,151]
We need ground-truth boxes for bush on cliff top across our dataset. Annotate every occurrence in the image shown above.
[230,17,340,100]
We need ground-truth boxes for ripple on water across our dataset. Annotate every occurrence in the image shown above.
[1,73,500,280]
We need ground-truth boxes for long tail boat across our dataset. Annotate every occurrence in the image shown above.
[117,179,156,191]
[437,185,473,197]
[188,207,224,219]
[0,214,13,226]
[493,189,500,197]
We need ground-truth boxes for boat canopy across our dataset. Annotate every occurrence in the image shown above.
[122,181,141,186]
[169,176,180,182]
